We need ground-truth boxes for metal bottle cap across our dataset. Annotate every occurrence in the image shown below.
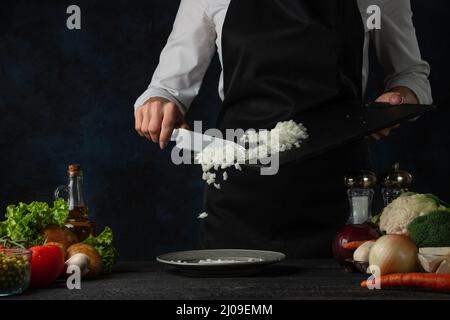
[344,170,377,189]
[381,163,412,189]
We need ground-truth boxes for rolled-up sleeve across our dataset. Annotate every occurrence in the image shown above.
[372,0,432,104]
[134,0,217,115]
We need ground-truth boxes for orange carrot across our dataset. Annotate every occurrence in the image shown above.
[342,240,370,250]
[361,273,450,292]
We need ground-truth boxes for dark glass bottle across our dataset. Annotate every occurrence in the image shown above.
[55,164,96,241]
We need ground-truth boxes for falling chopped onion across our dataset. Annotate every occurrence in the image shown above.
[196,120,308,189]
[198,212,209,219]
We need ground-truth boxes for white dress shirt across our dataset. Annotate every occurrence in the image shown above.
[135,0,432,115]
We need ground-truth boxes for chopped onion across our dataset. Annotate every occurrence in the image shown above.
[196,120,308,188]
[198,212,209,219]
[198,258,264,264]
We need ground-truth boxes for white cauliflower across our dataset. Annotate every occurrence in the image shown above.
[379,193,441,235]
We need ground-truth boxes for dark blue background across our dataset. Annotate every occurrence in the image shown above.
[0,0,449,260]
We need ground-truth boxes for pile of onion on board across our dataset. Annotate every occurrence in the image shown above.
[346,192,450,293]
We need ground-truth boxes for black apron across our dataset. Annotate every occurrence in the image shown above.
[199,0,371,258]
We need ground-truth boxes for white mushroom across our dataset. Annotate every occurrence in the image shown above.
[65,253,91,277]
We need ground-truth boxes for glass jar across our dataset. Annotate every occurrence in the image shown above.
[0,249,32,297]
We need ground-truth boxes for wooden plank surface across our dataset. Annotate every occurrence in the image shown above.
[5,260,450,300]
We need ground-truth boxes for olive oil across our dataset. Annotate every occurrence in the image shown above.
[68,206,88,221]
[55,164,96,241]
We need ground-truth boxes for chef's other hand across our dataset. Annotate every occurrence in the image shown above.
[135,97,189,149]
[370,86,419,140]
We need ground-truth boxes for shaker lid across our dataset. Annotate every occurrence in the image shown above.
[381,163,412,189]
[344,170,377,189]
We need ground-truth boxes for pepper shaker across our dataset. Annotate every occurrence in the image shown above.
[381,163,413,206]
[344,171,377,225]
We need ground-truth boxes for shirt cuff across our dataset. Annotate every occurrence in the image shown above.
[385,77,433,105]
[134,87,188,116]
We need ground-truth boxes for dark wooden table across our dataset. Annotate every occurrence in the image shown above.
[6,260,450,300]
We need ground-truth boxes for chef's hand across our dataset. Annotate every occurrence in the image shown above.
[370,86,419,140]
[135,97,189,149]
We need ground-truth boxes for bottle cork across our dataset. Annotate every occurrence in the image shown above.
[68,164,83,177]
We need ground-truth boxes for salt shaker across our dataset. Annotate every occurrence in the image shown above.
[344,171,377,224]
[381,163,412,206]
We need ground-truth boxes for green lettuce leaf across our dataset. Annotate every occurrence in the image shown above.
[83,227,118,274]
[1,199,69,246]
[0,221,6,238]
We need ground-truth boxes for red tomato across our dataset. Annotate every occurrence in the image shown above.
[29,245,65,288]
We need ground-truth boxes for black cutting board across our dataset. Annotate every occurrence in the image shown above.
[246,101,436,168]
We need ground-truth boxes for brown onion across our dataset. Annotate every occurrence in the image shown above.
[369,235,419,275]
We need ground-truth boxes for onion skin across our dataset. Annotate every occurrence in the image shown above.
[369,235,419,275]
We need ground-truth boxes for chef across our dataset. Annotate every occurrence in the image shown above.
[134,0,432,257]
